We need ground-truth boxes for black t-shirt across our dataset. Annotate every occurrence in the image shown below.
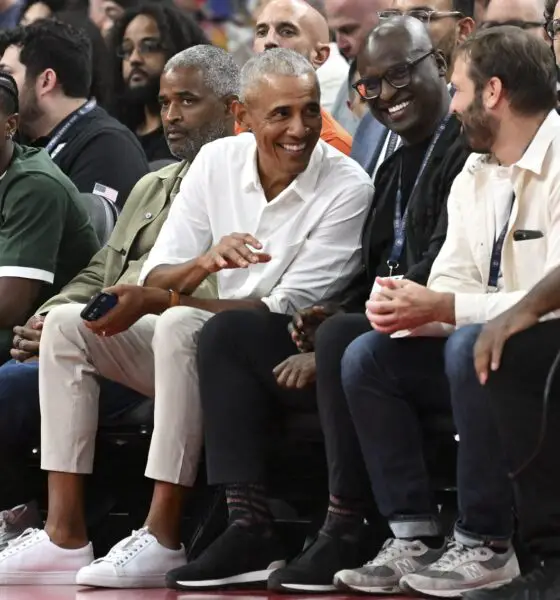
[138,127,175,163]
[374,136,433,278]
[33,103,149,210]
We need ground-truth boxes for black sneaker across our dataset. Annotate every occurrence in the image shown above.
[166,522,286,590]
[0,501,43,551]
[268,531,365,593]
[463,559,560,600]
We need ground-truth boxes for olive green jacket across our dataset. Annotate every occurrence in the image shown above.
[38,160,216,314]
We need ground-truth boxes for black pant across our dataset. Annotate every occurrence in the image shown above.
[339,325,513,543]
[486,319,560,557]
[198,310,315,484]
[313,313,372,499]
[197,310,370,486]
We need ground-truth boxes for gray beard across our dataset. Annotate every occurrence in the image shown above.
[169,119,229,162]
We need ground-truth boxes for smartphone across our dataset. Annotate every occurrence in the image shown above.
[80,292,118,321]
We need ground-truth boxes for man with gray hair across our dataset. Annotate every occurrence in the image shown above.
[0,46,372,589]
[0,44,240,588]
[250,0,352,153]
[161,46,372,590]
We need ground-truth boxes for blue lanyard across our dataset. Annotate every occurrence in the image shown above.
[387,114,451,275]
[45,99,97,155]
[487,193,515,290]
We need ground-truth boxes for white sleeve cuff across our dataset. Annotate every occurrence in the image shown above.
[0,266,54,284]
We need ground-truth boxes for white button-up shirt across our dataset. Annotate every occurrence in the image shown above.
[427,109,560,327]
[139,133,373,314]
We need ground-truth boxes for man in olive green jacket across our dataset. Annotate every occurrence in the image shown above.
[0,44,237,524]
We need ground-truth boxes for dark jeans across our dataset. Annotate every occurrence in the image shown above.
[340,325,513,544]
[314,313,373,500]
[0,359,147,505]
[486,319,560,558]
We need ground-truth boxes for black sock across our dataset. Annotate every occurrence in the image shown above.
[320,494,366,541]
[225,483,273,531]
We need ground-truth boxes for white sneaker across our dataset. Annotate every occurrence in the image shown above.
[76,527,187,588]
[0,527,93,585]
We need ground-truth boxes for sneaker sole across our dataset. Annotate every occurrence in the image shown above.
[170,560,286,590]
[278,583,337,593]
[0,571,79,585]
[400,577,516,599]
[334,574,401,595]
[76,572,171,589]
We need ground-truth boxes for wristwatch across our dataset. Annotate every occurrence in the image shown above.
[169,289,181,308]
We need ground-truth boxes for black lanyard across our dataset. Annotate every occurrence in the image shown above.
[387,114,451,275]
[45,99,97,156]
[488,193,515,290]
[385,131,399,159]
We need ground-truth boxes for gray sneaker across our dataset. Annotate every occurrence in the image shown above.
[0,502,43,551]
[401,541,520,598]
[333,538,446,595]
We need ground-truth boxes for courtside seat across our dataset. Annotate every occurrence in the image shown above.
[81,192,119,247]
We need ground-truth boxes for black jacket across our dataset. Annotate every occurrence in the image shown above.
[34,106,149,210]
[341,115,470,312]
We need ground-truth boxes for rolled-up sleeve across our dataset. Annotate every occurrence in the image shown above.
[138,151,212,285]
[261,181,373,314]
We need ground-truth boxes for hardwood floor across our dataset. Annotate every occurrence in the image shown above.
[0,588,412,600]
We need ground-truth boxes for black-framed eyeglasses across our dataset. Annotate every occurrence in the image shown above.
[352,49,435,100]
[546,18,560,40]
[481,19,546,31]
[378,8,464,24]
[116,38,166,59]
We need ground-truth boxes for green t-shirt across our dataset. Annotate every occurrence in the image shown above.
[0,144,99,360]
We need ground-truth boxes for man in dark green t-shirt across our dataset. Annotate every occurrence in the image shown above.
[0,73,99,362]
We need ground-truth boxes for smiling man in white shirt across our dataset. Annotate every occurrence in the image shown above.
[332,26,560,599]
[0,47,372,589]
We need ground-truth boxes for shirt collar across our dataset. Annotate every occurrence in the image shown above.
[156,159,189,180]
[240,134,324,201]
[514,110,560,176]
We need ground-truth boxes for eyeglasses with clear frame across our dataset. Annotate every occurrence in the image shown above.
[352,49,435,100]
[377,8,464,24]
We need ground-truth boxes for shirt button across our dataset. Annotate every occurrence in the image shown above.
[145,212,152,219]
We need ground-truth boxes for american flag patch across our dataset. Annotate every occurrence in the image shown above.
[93,183,119,204]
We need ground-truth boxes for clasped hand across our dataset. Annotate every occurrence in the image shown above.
[366,277,445,334]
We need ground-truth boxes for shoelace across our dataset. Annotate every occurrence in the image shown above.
[429,541,488,572]
[0,510,16,536]
[366,538,419,567]
[92,527,152,566]
[0,527,42,556]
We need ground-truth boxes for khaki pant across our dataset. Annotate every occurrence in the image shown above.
[39,281,216,487]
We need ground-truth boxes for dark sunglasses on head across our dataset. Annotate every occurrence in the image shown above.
[116,38,166,59]
[378,8,464,23]
[352,49,435,100]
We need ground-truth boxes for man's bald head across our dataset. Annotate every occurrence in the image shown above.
[254,0,331,69]
[483,0,548,42]
[357,16,448,142]
[325,0,392,59]
[362,14,433,59]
